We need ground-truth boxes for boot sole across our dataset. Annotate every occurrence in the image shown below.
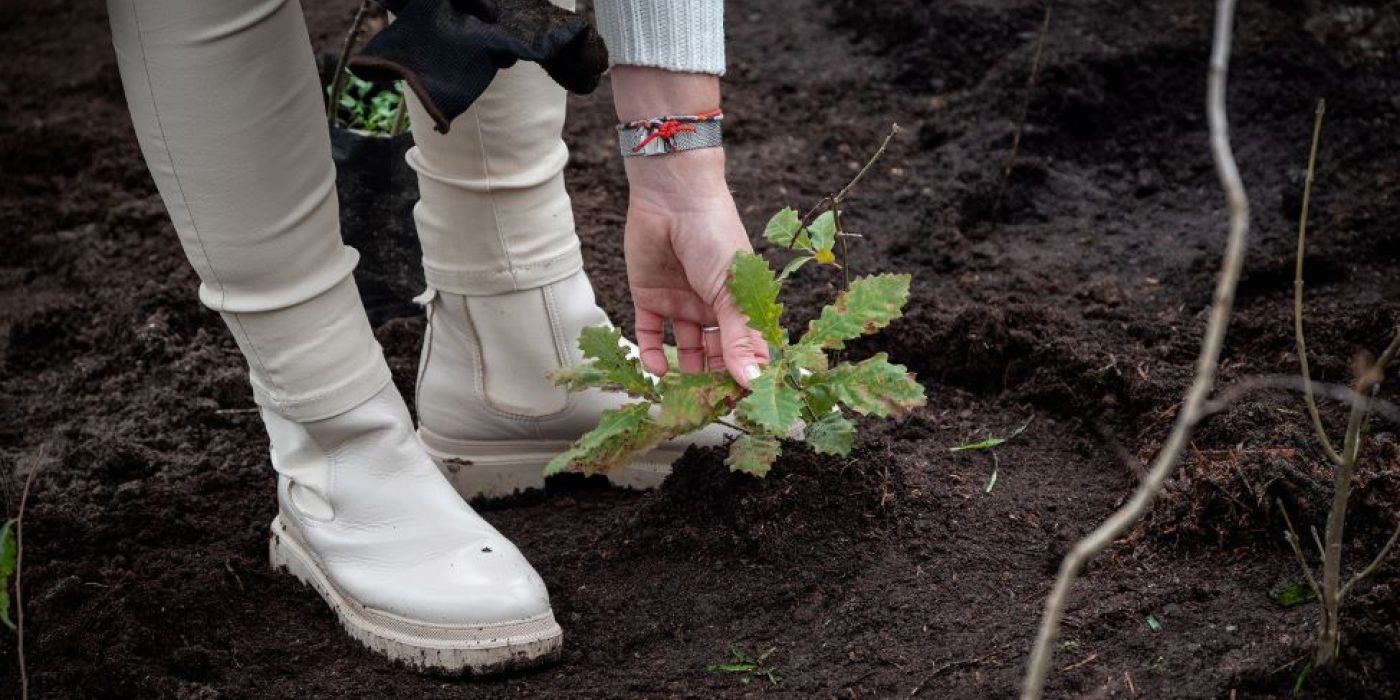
[268,514,563,675]
[418,427,685,500]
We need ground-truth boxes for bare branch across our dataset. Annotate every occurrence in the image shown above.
[15,456,42,700]
[994,3,1053,218]
[1340,520,1400,602]
[794,123,904,237]
[1278,500,1322,601]
[1292,99,1343,466]
[1020,2,1248,696]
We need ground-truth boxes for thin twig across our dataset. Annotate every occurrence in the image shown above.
[15,459,41,700]
[1278,500,1322,601]
[993,3,1053,218]
[1292,99,1342,466]
[910,653,995,696]
[791,123,904,243]
[1021,2,1248,696]
[1339,520,1400,601]
[1061,651,1099,672]
[327,0,372,126]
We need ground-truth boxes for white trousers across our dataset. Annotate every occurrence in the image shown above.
[107,0,582,421]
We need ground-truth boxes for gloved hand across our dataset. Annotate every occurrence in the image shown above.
[349,0,608,133]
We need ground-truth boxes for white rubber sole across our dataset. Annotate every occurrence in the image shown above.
[268,514,563,675]
[418,427,686,500]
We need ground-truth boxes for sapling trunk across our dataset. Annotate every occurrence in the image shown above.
[1283,95,1400,670]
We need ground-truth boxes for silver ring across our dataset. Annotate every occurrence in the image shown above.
[701,326,721,333]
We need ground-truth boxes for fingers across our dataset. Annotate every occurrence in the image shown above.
[672,320,706,373]
[715,297,765,388]
[750,329,771,364]
[633,305,668,376]
[702,326,724,372]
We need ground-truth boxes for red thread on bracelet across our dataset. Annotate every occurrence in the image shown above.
[632,120,695,152]
[627,108,724,153]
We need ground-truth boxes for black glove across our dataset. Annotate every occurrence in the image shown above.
[349,0,608,133]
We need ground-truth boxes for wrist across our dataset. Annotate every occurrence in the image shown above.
[625,147,730,200]
[611,66,720,122]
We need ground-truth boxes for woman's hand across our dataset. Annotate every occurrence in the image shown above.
[612,66,768,387]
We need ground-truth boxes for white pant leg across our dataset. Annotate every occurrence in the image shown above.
[403,0,583,296]
[107,0,390,421]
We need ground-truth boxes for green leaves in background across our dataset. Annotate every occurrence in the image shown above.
[328,72,409,135]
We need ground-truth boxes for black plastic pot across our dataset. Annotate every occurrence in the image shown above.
[329,127,424,327]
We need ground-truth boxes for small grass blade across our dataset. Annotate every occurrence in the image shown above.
[950,416,1034,453]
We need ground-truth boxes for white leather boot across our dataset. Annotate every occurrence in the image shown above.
[265,382,562,673]
[415,269,730,499]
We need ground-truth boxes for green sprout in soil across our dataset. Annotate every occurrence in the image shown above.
[707,646,780,686]
[949,417,1033,453]
[950,417,1032,493]
[544,127,925,479]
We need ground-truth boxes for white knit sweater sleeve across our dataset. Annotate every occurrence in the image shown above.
[593,0,726,76]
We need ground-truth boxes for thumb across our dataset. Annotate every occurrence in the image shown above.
[714,294,764,388]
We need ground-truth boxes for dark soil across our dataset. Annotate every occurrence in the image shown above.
[3,0,1399,698]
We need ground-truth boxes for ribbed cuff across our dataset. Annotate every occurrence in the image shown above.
[594,0,726,75]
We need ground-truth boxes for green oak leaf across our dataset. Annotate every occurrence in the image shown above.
[807,353,926,417]
[727,252,786,347]
[786,342,829,373]
[726,433,782,477]
[800,273,911,350]
[762,207,809,249]
[550,360,616,393]
[804,411,855,455]
[807,211,837,253]
[574,325,656,399]
[778,255,814,281]
[0,519,15,630]
[657,372,743,432]
[544,403,664,476]
[737,365,802,434]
